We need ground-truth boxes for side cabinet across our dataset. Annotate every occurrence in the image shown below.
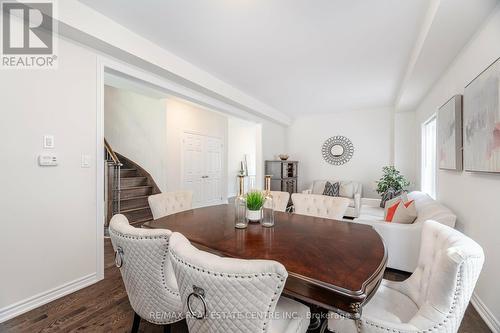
[265,160,298,203]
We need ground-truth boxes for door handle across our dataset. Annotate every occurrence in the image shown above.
[201,175,209,178]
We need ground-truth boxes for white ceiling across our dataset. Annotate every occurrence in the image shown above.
[396,0,499,111]
[79,0,498,116]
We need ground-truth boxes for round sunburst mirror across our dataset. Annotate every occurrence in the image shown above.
[321,136,354,165]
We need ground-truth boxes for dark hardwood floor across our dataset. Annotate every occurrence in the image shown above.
[0,240,491,333]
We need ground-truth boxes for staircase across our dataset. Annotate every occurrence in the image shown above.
[118,164,154,227]
[105,140,160,228]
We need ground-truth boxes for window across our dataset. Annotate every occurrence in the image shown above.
[421,115,437,198]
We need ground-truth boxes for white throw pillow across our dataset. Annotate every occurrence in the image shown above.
[383,192,408,218]
[339,181,355,198]
[312,180,328,194]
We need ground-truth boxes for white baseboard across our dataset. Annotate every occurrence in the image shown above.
[0,273,99,323]
[471,292,500,333]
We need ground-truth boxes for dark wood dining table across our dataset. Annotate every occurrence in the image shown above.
[143,204,387,319]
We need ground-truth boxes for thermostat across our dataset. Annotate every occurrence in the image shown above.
[38,154,58,166]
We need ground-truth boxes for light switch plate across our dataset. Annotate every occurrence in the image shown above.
[81,154,91,168]
[43,135,55,149]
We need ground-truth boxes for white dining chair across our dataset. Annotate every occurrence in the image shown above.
[169,232,311,333]
[148,191,193,219]
[264,191,290,212]
[324,220,484,333]
[291,193,350,220]
[109,214,184,333]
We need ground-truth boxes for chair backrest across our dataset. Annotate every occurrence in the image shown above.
[292,193,350,220]
[148,191,193,220]
[109,214,183,324]
[405,220,484,331]
[408,191,456,227]
[169,232,288,332]
[265,191,290,212]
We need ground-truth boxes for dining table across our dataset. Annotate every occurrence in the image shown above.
[143,204,387,319]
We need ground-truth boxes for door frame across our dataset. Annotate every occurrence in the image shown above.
[97,56,247,277]
[181,130,227,208]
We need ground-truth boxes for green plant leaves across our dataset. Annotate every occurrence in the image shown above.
[246,191,265,210]
[375,166,410,195]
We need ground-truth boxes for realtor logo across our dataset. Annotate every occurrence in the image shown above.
[1,0,57,68]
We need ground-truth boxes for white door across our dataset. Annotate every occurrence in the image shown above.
[183,133,224,207]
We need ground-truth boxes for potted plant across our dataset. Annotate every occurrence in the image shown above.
[246,191,265,222]
[376,166,410,207]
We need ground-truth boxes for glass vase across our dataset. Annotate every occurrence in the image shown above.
[261,175,275,227]
[235,175,248,229]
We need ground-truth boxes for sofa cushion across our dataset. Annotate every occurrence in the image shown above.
[312,180,328,194]
[364,281,419,323]
[339,181,355,198]
[357,206,384,220]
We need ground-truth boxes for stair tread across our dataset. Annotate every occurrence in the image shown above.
[116,195,150,202]
[120,206,150,213]
[130,216,153,224]
[121,185,153,190]
[120,176,146,179]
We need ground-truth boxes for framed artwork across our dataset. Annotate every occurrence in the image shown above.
[437,95,462,171]
[463,57,500,173]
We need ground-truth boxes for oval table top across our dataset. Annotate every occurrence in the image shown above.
[143,204,387,318]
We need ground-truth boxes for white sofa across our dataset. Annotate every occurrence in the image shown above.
[302,180,362,218]
[354,191,456,272]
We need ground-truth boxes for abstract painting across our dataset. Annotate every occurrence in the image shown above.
[463,57,500,173]
[438,95,462,171]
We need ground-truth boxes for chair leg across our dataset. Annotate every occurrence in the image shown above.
[131,312,141,333]
[163,324,171,333]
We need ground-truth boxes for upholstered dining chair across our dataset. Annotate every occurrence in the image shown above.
[148,191,193,219]
[265,191,290,212]
[324,220,485,333]
[109,214,184,333]
[169,232,311,333]
[291,193,350,220]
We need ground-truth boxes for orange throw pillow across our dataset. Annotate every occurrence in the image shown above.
[385,200,401,222]
[403,200,414,208]
[391,200,417,224]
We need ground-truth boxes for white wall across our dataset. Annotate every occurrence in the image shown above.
[287,109,392,198]
[227,117,258,196]
[104,85,167,191]
[394,111,417,188]
[0,34,288,324]
[165,99,228,193]
[0,38,99,319]
[415,7,500,330]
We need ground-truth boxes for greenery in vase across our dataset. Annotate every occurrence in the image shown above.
[376,166,410,195]
[246,191,265,211]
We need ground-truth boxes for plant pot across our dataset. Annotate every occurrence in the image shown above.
[246,209,262,222]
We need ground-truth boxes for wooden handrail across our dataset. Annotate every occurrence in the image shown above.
[104,138,121,165]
